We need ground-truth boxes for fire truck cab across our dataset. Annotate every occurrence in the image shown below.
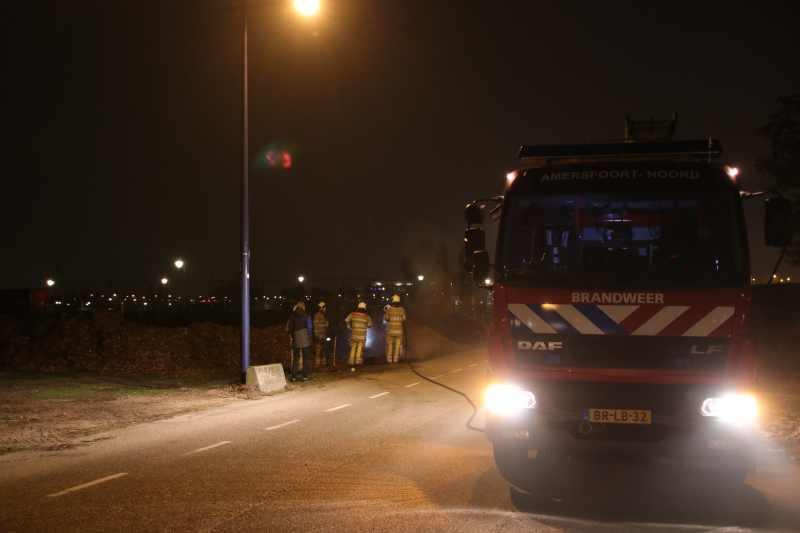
[464,117,792,486]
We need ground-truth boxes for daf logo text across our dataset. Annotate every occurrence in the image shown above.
[518,341,563,351]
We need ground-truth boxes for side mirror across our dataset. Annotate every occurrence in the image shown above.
[465,203,485,225]
[765,197,793,247]
[473,251,490,282]
[464,228,486,273]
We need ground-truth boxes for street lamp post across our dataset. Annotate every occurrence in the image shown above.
[175,260,187,312]
[46,279,55,313]
[236,0,319,384]
[240,4,251,384]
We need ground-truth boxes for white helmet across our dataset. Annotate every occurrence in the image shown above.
[358,302,367,309]
[391,295,400,303]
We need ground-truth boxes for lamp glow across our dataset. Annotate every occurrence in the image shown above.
[46,280,55,286]
[701,395,758,422]
[294,0,320,16]
[175,260,184,269]
[485,384,536,413]
[418,275,424,281]
[298,276,305,283]
[161,278,168,284]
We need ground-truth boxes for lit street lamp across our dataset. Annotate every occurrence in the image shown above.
[175,260,187,311]
[294,0,320,16]
[235,0,319,383]
[46,279,55,286]
[298,276,305,283]
[418,275,424,281]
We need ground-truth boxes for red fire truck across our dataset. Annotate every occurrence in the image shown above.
[464,118,792,486]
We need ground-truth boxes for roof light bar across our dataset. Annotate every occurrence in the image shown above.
[519,139,722,165]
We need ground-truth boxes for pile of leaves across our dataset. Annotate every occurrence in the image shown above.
[0,310,475,377]
[0,311,294,377]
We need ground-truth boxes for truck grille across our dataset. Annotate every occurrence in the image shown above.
[540,381,690,417]
[515,334,729,371]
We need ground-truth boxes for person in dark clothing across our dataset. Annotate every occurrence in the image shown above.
[287,301,313,382]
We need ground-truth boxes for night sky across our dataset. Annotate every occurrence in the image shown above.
[2,0,799,292]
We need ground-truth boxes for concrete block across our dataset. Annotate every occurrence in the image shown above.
[245,364,287,392]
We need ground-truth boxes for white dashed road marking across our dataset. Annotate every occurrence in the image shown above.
[325,404,351,412]
[369,392,389,399]
[404,383,420,388]
[451,369,463,373]
[185,441,231,455]
[431,375,443,380]
[469,364,478,367]
[47,473,128,498]
[266,420,300,431]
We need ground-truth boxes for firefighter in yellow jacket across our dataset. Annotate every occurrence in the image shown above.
[384,295,406,363]
[313,302,329,365]
[345,302,372,365]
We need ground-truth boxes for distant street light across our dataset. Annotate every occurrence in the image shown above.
[418,275,424,281]
[46,279,55,286]
[298,276,305,283]
[485,279,492,285]
[233,1,320,383]
[175,260,187,311]
[161,278,168,284]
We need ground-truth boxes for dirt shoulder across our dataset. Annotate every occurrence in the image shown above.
[755,370,800,461]
[0,365,397,456]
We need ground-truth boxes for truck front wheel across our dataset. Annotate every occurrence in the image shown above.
[493,443,539,490]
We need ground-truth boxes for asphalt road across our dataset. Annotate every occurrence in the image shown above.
[1,348,799,532]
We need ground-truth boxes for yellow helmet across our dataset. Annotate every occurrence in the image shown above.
[391,295,400,303]
[318,302,326,309]
[358,302,367,309]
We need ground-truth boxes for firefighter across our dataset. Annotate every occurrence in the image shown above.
[313,302,329,365]
[345,302,372,366]
[384,294,406,363]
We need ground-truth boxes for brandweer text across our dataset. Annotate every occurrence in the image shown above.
[572,292,664,304]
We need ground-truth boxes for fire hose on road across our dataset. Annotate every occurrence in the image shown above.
[404,328,485,433]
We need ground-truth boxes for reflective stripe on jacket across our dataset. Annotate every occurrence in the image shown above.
[384,306,406,336]
[313,312,328,337]
[345,312,372,342]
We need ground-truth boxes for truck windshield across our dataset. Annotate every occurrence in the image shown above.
[500,191,746,289]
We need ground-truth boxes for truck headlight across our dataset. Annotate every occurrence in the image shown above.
[486,384,536,413]
[700,395,757,422]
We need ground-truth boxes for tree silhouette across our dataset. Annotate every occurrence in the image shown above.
[757,94,800,265]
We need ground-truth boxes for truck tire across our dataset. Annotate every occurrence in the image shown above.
[493,443,538,490]
[716,468,749,485]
